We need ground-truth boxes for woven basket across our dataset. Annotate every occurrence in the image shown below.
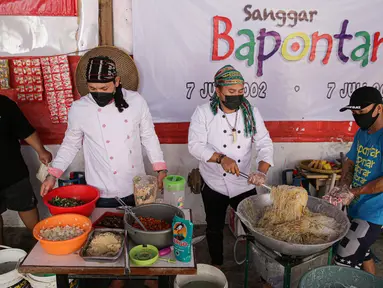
[75,46,139,96]
[299,160,342,175]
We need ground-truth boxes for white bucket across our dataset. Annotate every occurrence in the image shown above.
[174,264,228,288]
[24,274,80,288]
[25,274,56,288]
[0,245,31,288]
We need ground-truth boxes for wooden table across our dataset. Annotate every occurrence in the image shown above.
[300,171,341,194]
[19,208,197,288]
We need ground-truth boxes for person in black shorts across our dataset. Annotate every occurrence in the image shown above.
[0,95,52,244]
[324,87,383,274]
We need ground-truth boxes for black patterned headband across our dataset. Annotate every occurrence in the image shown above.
[86,56,117,83]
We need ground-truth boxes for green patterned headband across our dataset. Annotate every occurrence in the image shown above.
[210,65,257,138]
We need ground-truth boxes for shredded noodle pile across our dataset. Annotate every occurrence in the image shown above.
[86,232,122,257]
[256,185,341,244]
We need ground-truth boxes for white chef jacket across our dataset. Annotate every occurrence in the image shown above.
[49,89,166,198]
[188,103,274,198]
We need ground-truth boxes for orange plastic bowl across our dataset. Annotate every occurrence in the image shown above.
[33,214,92,255]
[43,185,100,217]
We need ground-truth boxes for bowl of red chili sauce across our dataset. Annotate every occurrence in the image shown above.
[124,203,185,249]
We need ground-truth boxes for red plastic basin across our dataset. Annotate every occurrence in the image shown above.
[43,185,100,217]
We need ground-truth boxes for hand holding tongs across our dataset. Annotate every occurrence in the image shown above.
[115,196,147,231]
[239,172,272,191]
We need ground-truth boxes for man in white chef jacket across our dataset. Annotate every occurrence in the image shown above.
[188,65,274,266]
[40,55,167,208]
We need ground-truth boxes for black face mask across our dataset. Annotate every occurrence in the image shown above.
[91,91,115,107]
[222,95,244,110]
[353,104,380,130]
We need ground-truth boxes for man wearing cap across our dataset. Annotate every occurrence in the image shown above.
[188,65,274,267]
[40,53,167,208]
[324,86,383,274]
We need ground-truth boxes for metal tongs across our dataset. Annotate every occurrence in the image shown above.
[239,172,272,192]
[115,196,147,231]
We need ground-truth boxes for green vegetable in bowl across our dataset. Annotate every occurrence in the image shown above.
[49,196,85,207]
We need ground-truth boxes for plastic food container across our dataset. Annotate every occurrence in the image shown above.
[79,228,125,262]
[129,244,159,266]
[33,214,92,255]
[92,212,125,229]
[58,171,86,187]
[163,175,186,208]
[43,185,100,216]
[133,175,158,206]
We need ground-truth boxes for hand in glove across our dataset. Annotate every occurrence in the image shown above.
[337,186,355,205]
[322,187,342,206]
[248,171,266,186]
[323,185,355,206]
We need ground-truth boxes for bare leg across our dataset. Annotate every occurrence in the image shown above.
[363,259,376,275]
[144,280,158,288]
[0,215,3,245]
[18,208,39,230]
[108,279,125,288]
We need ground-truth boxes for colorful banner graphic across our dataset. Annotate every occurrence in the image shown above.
[132,0,383,123]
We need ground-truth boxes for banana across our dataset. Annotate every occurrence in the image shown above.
[308,160,315,168]
[308,160,334,170]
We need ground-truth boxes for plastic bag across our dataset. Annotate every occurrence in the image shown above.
[36,163,58,189]
[36,163,49,183]
[133,175,158,206]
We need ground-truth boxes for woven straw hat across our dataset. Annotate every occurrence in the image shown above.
[75,46,139,96]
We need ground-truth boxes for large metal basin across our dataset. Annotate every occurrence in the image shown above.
[124,203,185,249]
[237,194,350,256]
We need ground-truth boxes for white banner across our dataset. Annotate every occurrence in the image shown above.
[132,0,383,122]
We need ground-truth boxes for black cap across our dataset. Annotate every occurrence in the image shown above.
[340,86,383,112]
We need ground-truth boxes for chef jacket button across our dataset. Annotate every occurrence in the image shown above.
[98,108,102,112]
[238,159,241,163]
[130,150,132,154]
[223,144,227,148]
[222,115,226,118]
[114,171,117,175]
[102,124,106,128]
[223,130,227,133]
[237,145,241,149]
[124,119,128,123]
[238,130,241,134]
[132,165,134,168]
[106,140,110,144]
[110,156,114,160]
[127,136,130,139]
[223,173,226,177]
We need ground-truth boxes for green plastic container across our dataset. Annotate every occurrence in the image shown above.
[129,245,159,266]
[299,266,383,288]
[163,175,186,208]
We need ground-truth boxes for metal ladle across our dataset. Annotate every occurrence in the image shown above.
[114,196,148,231]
